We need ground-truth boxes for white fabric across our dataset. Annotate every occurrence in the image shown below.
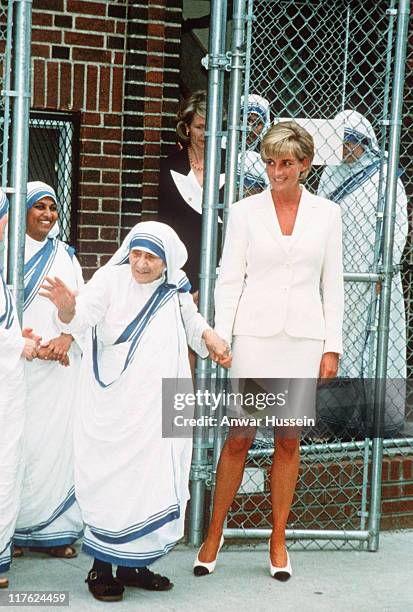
[317,112,408,380]
[15,235,84,547]
[170,169,225,221]
[230,332,323,423]
[0,276,25,573]
[61,222,210,566]
[231,332,323,378]
[214,187,344,354]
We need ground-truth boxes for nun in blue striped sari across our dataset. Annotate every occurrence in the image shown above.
[40,221,230,602]
[318,110,408,433]
[14,182,83,558]
[0,193,38,588]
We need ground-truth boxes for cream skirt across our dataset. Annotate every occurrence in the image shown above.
[228,331,324,426]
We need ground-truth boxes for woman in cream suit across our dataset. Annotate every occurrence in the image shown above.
[193,122,344,581]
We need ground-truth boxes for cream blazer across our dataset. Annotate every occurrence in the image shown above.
[214,186,344,354]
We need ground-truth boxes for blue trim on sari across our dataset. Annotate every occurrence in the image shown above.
[92,274,190,389]
[0,542,11,574]
[82,534,177,568]
[129,236,166,262]
[0,272,14,329]
[23,238,59,311]
[89,504,180,544]
[13,530,82,548]
[13,487,76,536]
[328,161,380,203]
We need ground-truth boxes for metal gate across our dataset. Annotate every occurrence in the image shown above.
[29,112,80,246]
[189,0,411,551]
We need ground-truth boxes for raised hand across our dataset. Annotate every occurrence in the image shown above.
[39,276,76,323]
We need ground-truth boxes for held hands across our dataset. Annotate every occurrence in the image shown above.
[39,276,76,323]
[21,327,42,361]
[319,352,340,380]
[202,329,232,369]
[37,333,73,367]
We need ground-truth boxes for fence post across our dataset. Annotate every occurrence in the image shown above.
[188,0,228,546]
[367,0,410,552]
[6,0,33,321]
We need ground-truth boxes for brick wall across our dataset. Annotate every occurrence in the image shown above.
[223,454,413,532]
[31,0,183,277]
[121,0,182,235]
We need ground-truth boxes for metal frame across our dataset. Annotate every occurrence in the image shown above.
[188,0,411,551]
[4,0,33,321]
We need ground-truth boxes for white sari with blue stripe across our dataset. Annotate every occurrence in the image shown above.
[61,222,210,567]
[318,111,408,432]
[0,271,25,574]
[14,235,84,548]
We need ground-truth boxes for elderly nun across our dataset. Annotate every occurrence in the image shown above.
[0,193,38,588]
[40,221,231,602]
[318,110,408,434]
[13,181,83,558]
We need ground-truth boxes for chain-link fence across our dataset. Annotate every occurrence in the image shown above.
[29,112,80,246]
[190,0,412,550]
[0,0,11,189]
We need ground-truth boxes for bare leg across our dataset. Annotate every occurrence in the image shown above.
[198,426,256,563]
[0,576,8,588]
[269,434,300,567]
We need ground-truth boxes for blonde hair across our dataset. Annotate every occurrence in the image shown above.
[176,90,207,144]
[261,121,314,181]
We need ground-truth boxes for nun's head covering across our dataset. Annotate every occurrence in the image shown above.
[0,190,9,221]
[242,94,271,133]
[336,110,379,156]
[317,110,382,202]
[26,181,57,210]
[106,221,189,289]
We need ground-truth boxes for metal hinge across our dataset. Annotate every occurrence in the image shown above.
[386,8,398,16]
[201,51,233,72]
[190,463,213,486]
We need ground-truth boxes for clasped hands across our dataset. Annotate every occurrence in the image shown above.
[21,328,73,366]
[202,329,232,369]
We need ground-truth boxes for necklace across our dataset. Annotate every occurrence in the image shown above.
[188,147,204,172]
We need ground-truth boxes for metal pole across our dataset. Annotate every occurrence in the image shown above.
[188,0,228,547]
[365,0,398,379]
[223,0,246,225]
[238,0,254,199]
[224,528,370,541]
[1,0,14,187]
[367,0,410,552]
[208,0,247,517]
[7,0,33,321]
[0,0,15,271]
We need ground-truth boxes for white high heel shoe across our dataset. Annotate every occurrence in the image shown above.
[268,541,292,581]
[193,535,224,576]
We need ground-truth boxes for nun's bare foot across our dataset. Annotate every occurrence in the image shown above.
[0,577,9,588]
[13,546,23,558]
